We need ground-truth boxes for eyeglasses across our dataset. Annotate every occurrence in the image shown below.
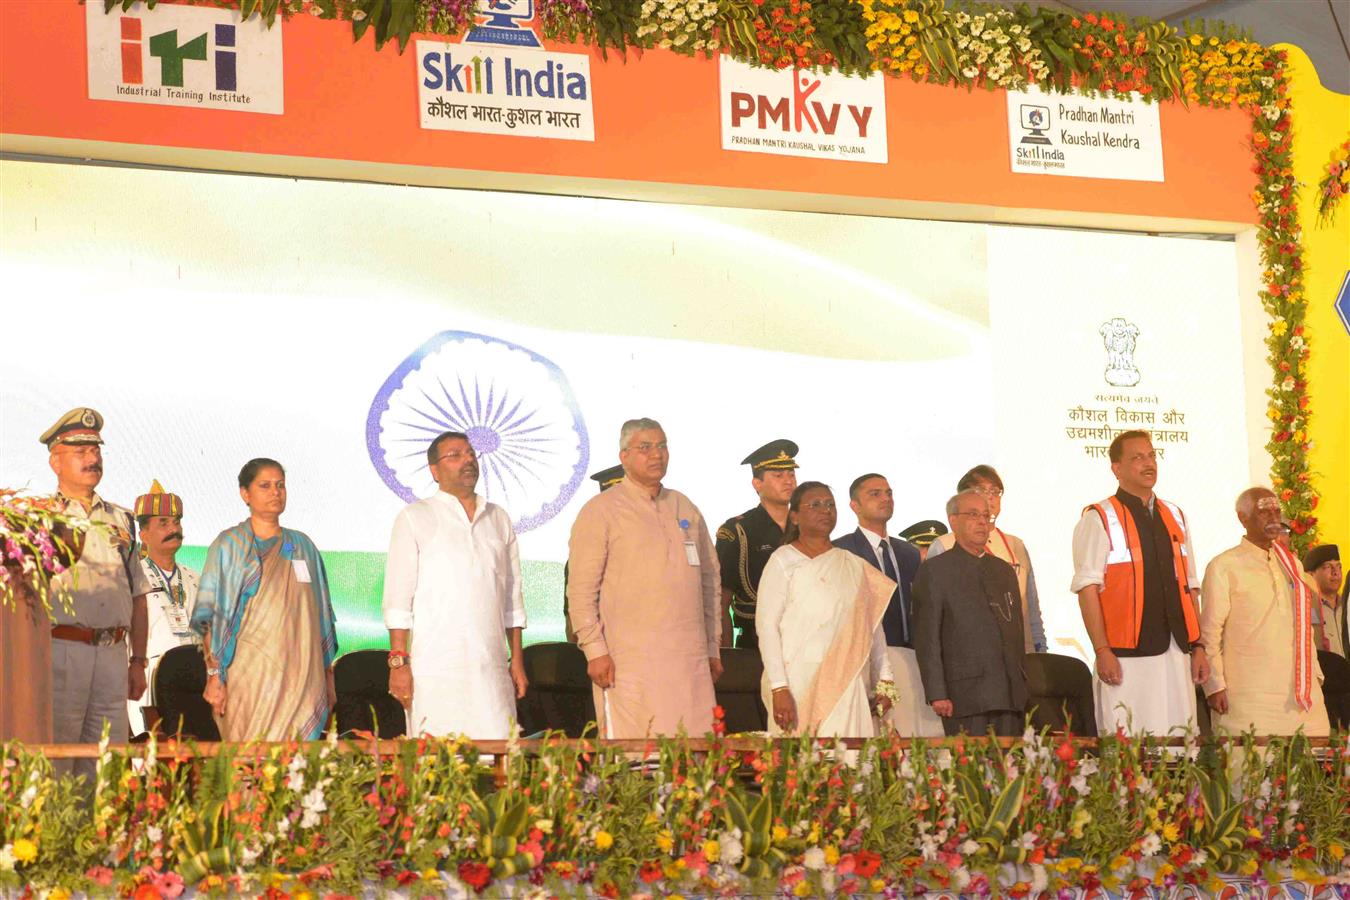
[971,487,1003,498]
[433,450,477,464]
[953,512,996,523]
[801,500,836,511]
[629,442,669,454]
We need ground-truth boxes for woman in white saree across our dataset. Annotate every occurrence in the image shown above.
[757,482,896,737]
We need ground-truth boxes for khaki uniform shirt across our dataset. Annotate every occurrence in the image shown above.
[50,493,150,629]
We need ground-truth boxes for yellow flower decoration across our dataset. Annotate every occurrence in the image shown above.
[12,839,37,864]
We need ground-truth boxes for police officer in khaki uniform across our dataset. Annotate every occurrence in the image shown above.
[715,440,799,649]
[41,408,151,773]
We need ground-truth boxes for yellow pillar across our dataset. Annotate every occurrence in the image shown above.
[1279,43,1350,550]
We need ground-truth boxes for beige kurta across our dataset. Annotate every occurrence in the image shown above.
[566,477,721,737]
[1200,538,1329,736]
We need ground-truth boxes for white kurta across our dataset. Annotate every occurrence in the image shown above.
[1200,539,1329,737]
[382,491,527,739]
[129,558,199,736]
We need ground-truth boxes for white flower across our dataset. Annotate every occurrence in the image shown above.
[960,839,981,855]
[719,829,744,866]
[1140,833,1162,857]
[1031,863,1048,892]
[146,825,163,845]
[803,847,827,870]
[1191,850,1208,867]
[20,785,37,808]
[241,844,262,866]
[0,845,14,872]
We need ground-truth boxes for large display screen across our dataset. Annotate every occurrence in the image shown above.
[0,160,1252,656]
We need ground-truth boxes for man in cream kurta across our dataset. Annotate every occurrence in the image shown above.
[567,418,723,738]
[1200,487,1329,736]
[383,432,528,739]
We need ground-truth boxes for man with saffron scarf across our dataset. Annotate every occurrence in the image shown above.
[1200,487,1329,736]
[191,458,338,741]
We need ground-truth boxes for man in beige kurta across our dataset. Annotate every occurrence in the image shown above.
[567,418,723,737]
[1201,487,1329,736]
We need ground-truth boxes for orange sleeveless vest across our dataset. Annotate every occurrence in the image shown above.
[1090,495,1199,650]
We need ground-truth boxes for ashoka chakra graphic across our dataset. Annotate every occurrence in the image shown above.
[366,331,589,532]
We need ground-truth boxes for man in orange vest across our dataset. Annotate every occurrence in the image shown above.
[1071,429,1210,735]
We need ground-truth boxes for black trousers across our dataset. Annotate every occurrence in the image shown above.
[732,614,758,649]
[942,709,1023,737]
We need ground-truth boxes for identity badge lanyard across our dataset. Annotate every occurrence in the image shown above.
[679,517,699,566]
[149,558,191,635]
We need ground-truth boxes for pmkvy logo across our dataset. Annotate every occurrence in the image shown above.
[719,56,888,164]
[87,1,283,114]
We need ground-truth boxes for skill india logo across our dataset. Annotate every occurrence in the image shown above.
[117,17,241,91]
[1019,103,1052,145]
[466,0,542,48]
[367,332,590,533]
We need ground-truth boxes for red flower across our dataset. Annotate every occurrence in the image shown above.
[132,886,161,900]
[854,849,882,878]
[1071,17,1081,27]
[1055,740,1076,762]
[458,862,493,891]
[639,860,665,883]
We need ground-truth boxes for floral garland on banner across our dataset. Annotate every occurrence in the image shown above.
[100,0,1322,549]
[4,723,1350,895]
[1316,136,1350,227]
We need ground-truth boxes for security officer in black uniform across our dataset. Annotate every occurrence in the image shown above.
[715,440,799,649]
[563,464,625,643]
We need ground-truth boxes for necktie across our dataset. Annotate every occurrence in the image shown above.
[878,540,907,644]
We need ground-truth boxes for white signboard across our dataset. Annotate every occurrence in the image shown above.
[1006,86,1163,181]
[417,40,594,141]
[86,0,283,114]
[719,57,888,164]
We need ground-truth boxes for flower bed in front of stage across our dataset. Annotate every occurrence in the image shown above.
[2,723,1349,897]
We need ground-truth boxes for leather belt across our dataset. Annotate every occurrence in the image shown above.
[51,625,128,647]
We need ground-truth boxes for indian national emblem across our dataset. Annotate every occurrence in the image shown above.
[1099,317,1141,387]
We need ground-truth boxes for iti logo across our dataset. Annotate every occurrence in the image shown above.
[465,0,542,48]
[1019,104,1052,145]
[118,17,238,90]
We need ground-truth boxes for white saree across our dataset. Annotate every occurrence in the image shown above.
[757,546,895,738]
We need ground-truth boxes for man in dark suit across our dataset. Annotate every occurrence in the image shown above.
[913,489,1028,737]
[833,473,921,647]
[835,474,938,736]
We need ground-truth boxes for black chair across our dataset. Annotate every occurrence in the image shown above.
[332,650,406,738]
[716,646,767,733]
[516,642,595,737]
[1319,650,1350,730]
[153,645,220,741]
[1024,652,1097,736]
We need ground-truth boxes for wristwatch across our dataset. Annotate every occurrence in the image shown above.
[388,651,410,669]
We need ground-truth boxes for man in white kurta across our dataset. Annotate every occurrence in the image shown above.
[1200,488,1329,736]
[382,432,528,738]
